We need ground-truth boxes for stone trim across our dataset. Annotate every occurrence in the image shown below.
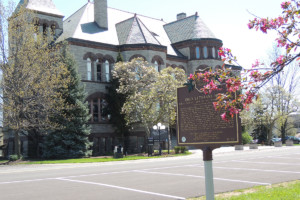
[166,63,186,72]
[86,92,107,101]
[129,54,147,62]
[119,44,167,53]
[151,55,164,65]
[166,55,188,63]
[68,38,119,52]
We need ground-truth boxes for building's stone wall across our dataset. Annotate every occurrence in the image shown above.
[188,59,223,74]
[36,13,63,36]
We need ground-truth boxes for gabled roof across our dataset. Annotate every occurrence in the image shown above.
[17,0,64,17]
[58,2,177,56]
[164,15,217,44]
[116,16,160,45]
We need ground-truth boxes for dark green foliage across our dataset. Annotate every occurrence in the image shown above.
[42,44,92,159]
[180,146,186,153]
[9,154,19,161]
[174,146,180,154]
[242,131,253,144]
[252,125,268,144]
[116,51,124,63]
[105,52,130,151]
[184,79,194,92]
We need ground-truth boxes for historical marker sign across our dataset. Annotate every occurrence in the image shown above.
[177,86,241,148]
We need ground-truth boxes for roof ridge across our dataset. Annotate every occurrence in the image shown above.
[164,15,196,26]
[137,17,161,45]
[135,17,147,43]
[108,6,166,23]
[64,2,88,22]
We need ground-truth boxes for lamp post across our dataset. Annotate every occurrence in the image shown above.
[153,123,165,156]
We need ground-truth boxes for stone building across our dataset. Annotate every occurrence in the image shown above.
[4,0,240,156]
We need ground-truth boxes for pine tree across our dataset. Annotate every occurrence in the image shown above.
[43,43,92,159]
[105,52,130,152]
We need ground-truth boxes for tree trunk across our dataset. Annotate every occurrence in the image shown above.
[14,131,21,157]
[281,120,287,144]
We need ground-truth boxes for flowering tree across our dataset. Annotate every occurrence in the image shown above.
[113,58,186,136]
[187,0,300,121]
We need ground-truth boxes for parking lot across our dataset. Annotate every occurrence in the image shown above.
[0,146,300,199]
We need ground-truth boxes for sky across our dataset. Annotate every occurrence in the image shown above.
[8,0,285,68]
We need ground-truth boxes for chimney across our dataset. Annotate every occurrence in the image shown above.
[94,0,108,29]
[177,13,186,20]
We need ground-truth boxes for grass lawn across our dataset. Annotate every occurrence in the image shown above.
[16,152,192,165]
[189,180,300,200]
[0,160,8,164]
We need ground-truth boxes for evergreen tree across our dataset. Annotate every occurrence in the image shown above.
[105,52,130,152]
[43,44,92,159]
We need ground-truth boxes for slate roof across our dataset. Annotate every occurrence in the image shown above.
[58,2,219,56]
[17,0,64,17]
[116,16,160,45]
[164,15,217,44]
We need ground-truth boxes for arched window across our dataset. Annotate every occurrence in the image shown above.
[87,58,92,81]
[203,46,208,58]
[87,95,109,123]
[196,47,200,59]
[212,47,216,58]
[104,60,110,82]
[154,61,159,72]
[43,24,47,36]
[96,59,101,81]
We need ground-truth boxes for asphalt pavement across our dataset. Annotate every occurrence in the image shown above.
[0,146,299,200]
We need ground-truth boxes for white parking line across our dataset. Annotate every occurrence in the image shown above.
[208,166,300,174]
[56,178,186,200]
[0,178,55,185]
[232,160,300,165]
[134,170,270,185]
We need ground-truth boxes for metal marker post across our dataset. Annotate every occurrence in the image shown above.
[203,147,214,200]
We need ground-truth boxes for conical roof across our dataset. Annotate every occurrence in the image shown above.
[164,14,217,43]
[17,0,64,17]
[116,15,160,45]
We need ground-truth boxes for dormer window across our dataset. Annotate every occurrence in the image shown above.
[203,46,208,58]
[196,47,200,59]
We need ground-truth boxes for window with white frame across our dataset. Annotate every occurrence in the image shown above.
[87,58,92,80]
[196,47,200,59]
[212,47,216,58]
[105,60,110,82]
[154,61,159,72]
[203,46,208,58]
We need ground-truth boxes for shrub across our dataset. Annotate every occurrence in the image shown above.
[113,153,123,159]
[180,146,186,153]
[9,155,19,161]
[242,132,253,144]
[174,146,180,154]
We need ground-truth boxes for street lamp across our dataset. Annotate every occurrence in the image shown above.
[153,123,165,155]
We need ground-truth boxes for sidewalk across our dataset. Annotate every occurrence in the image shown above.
[189,145,298,155]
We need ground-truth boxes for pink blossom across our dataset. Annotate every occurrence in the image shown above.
[277,55,284,64]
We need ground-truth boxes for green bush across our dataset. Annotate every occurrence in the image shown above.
[180,146,186,153]
[242,132,253,144]
[9,155,19,161]
[113,153,123,159]
[174,146,181,154]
